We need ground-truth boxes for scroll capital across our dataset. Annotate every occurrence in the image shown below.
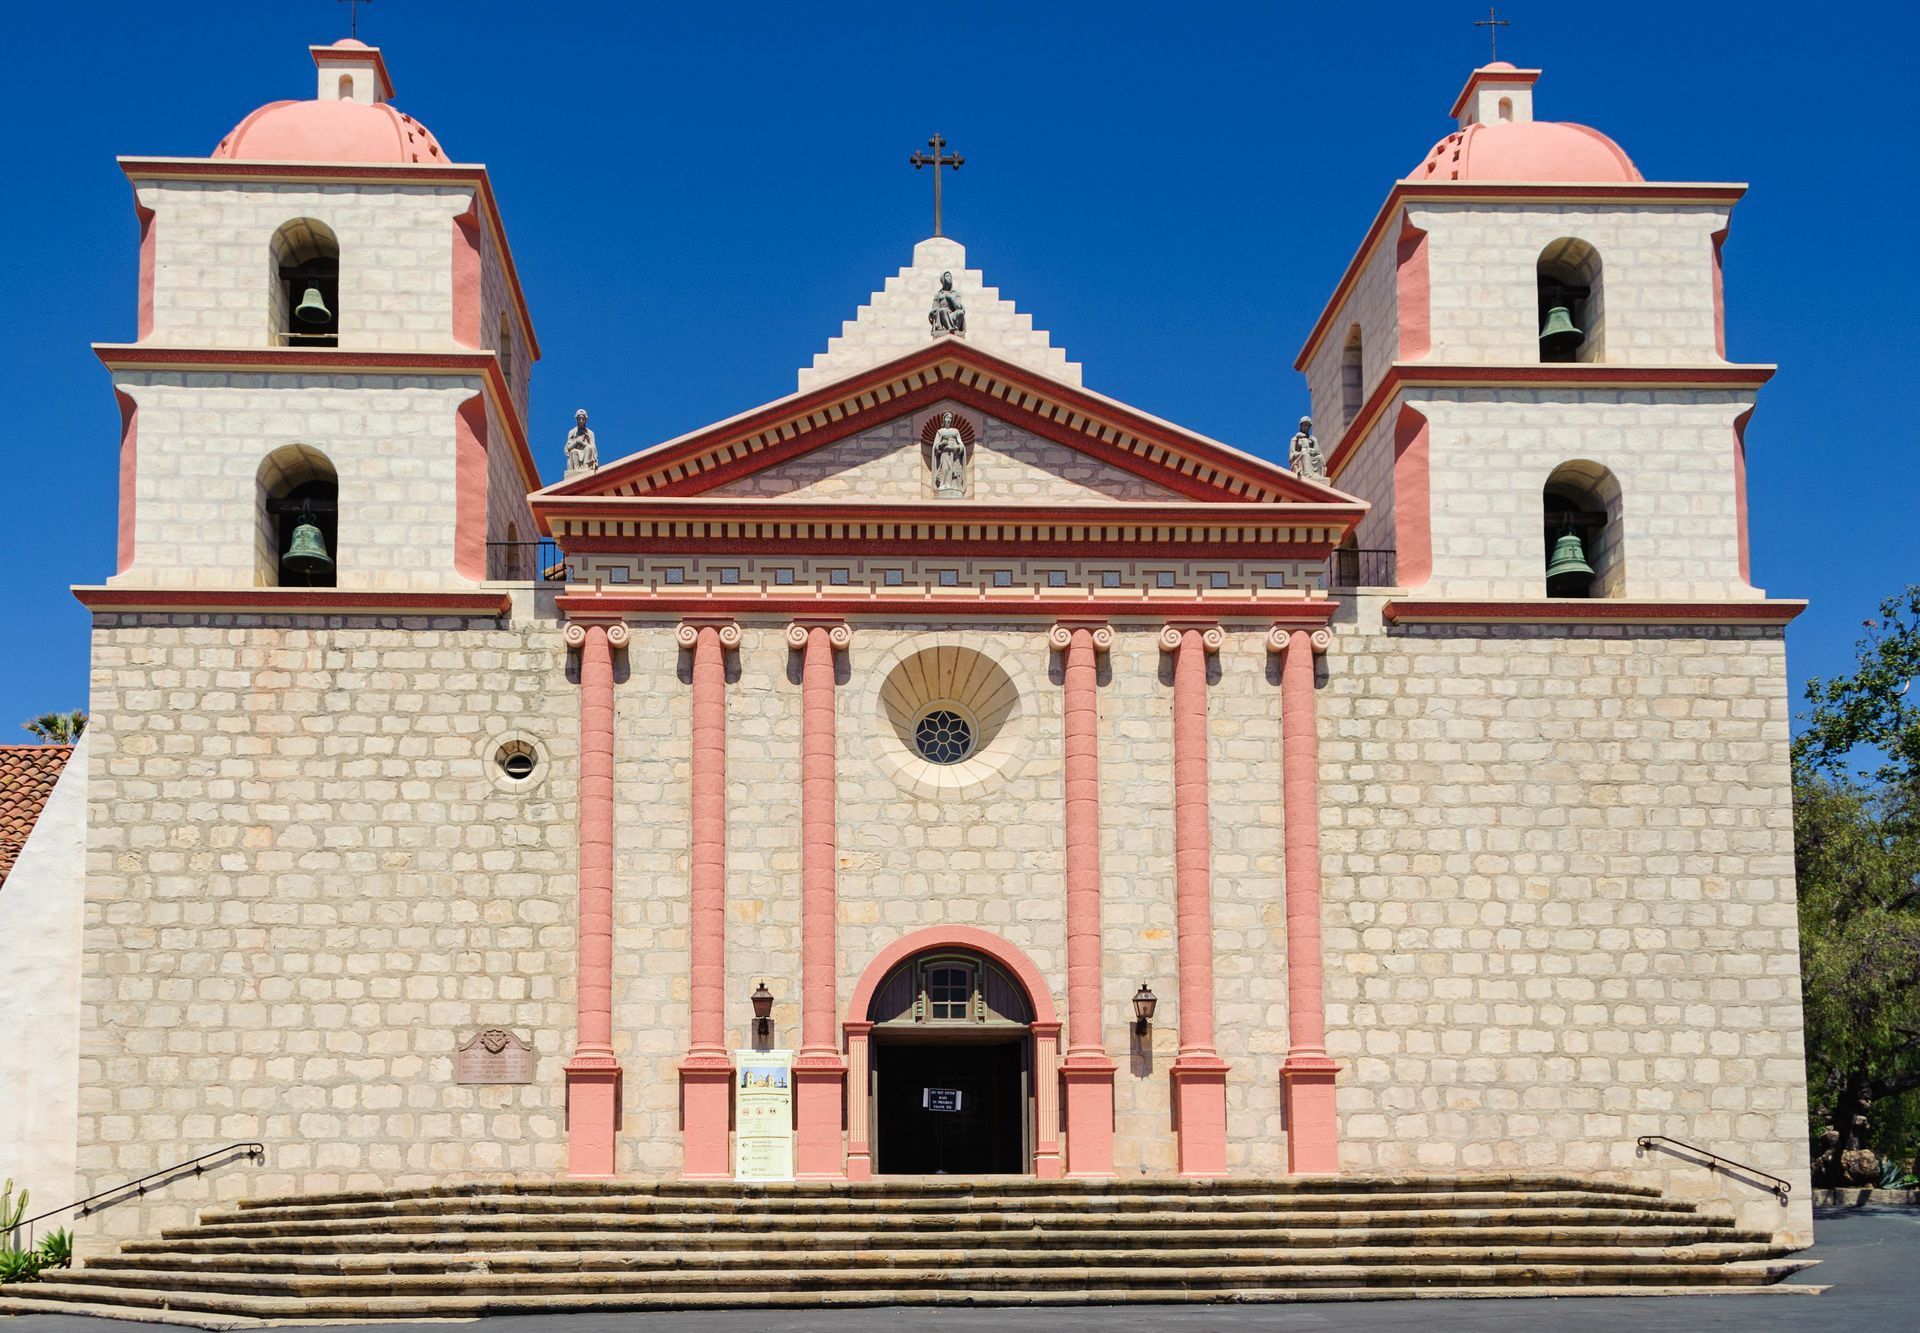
[1047,621,1112,653]
[676,618,741,651]
[786,619,851,651]
[1158,622,1224,655]
[1265,625,1334,656]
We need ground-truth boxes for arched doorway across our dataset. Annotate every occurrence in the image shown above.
[844,926,1062,1179]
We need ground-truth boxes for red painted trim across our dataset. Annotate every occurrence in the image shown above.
[114,391,138,576]
[558,536,1340,560]
[1295,181,1748,371]
[1325,361,1776,481]
[1711,227,1730,360]
[556,339,1352,507]
[93,343,541,496]
[1449,66,1541,119]
[452,203,482,349]
[118,157,541,361]
[543,497,1361,526]
[134,197,156,341]
[1733,408,1753,586]
[1380,598,1805,625]
[453,394,489,582]
[1394,213,1430,361]
[555,592,1339,622]
[847,925,1059,1028]
[1392,404,1431,589]
[309,44,396,101]
[73,587,511,615]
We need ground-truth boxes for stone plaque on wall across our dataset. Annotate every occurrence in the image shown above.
[456,1029,534,1084]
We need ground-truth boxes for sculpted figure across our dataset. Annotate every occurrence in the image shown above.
[928,270,966,336]
[931,412,967,496]
[564,408,599,478]
[1288,415,1326,481]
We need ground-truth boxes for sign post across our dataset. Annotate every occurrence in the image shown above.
[732,1049,794,1182]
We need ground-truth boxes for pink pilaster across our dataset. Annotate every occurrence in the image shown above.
[842,1020,874,1180]
[678,619,739,1178]
[1049,622,1116,1177]
[1160,624,1229,1177]
[1031,1021,1065,1178]
[1269,625,1341,1174]
[564,620,628,1177]
[789,620,850,1179]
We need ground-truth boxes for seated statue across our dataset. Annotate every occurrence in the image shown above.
[564,408,599,478]
[1288,415,1326,481]
[928,271,966,337]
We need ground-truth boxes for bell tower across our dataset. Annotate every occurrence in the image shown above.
[91,38,540,598]
[1297,61,1773,603]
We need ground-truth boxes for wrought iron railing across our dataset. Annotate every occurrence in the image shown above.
[8,1142,265,1250]
[487,539,569,584]
[1635,1134,1791,1204]
[1328,548,1397,590]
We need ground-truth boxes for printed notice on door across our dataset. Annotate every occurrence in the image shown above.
[732,1049,794,1182]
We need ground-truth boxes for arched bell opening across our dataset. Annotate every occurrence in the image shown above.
[256,445,339,588]
[1340,324,1363,427]
[1543,459,1624,598]
[1537,238,1603,364]
[865,946,1038,1175]
[270,218,340,348]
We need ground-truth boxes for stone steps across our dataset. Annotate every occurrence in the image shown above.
[0,1175,1815,1325]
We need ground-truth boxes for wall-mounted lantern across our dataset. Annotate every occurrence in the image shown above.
[1132,983,1158,1034]
[750,981,775,1044]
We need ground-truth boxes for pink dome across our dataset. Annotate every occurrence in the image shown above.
[213,98,448,164]
[1409,119,1641,183]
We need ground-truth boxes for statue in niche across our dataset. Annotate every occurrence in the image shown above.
[1288,415,1326,481]
[928,270,966,337]
[930,411,968,497]
[564,408,599,479]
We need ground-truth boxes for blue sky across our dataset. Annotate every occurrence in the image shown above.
[1,1,1913,730]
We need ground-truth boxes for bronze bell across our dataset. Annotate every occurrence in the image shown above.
[282,519,334,579]
[293,287,333,326]
[1539,304,1584,360]
[1545,527,1595,592]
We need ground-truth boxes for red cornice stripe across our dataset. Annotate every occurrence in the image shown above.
[118,157,540,361]
[1293,181,1748,371]
[555,592,1340,623]
[73,587,512,615]
[558,536,1339,559]
[539,498,1362,524]
[556,340,1350,507]
[1380,598,1805,626]
[93,344,541,495]
[1324,362,1776,481]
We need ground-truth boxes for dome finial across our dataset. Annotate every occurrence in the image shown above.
[338,0,374,41]
[1474,6,1511,62]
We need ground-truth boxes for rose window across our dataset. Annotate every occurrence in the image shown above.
[913,708,975,765]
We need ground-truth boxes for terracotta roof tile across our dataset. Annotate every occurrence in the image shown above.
[0,745,76,888]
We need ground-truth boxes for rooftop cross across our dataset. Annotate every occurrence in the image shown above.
[337,0,373,39]
[1474,5,1511,61]
[909,133,965,238]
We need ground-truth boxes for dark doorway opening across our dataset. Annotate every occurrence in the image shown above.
[875,1038,1027,1174]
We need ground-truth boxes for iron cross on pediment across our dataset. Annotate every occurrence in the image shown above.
[909,133,964,237]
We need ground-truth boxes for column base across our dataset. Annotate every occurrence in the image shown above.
[1170,1054,1230,1178]
[793,1052,847,1180]
[1060,1054,1116,1178]
[1281,1054,1341,1175]
[564,1055,621,1178]
[679,1054,733,1179]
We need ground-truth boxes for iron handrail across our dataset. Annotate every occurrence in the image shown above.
[11,1142,264,1247]
[1635,1134,1791,1204]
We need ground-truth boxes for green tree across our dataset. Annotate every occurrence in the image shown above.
[1795,585,1920,799]
[19,710,86,744]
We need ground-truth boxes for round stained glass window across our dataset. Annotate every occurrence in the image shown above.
[913,708,974,765]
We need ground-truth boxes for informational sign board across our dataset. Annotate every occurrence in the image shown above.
[922,1087,967,1114]
[733,1049,793,1182]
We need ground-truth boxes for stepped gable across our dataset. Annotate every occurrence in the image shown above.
[801,237,1080,392]
[0,745,74,887]
[0,1176,1821,1323]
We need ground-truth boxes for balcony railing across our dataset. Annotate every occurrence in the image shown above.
[1328,548,1397,590]
[487,539,569,585]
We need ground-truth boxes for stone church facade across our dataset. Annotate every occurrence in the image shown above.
[15,43,1813,1249]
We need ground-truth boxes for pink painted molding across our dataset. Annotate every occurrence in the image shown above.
[1380,599,1806,626]
[73,587,511,616]
[563,619,629,1177]
[677,618,740,1179]
[1266,625,1341,1174]
[554,592,1341,624]
[1049,621,1117,1178]
[114,392,138,576]
[453,394,489,583]
[1157,623,1229,1177]
[788,619,851,1180]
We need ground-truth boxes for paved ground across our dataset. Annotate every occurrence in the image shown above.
[3,1206,1912,1333]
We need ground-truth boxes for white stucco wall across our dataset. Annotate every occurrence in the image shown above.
[0,734,90,1216]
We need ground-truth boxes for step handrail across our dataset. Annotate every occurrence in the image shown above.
[1635,1134,1791,1204]
[9,1142,264,1249]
